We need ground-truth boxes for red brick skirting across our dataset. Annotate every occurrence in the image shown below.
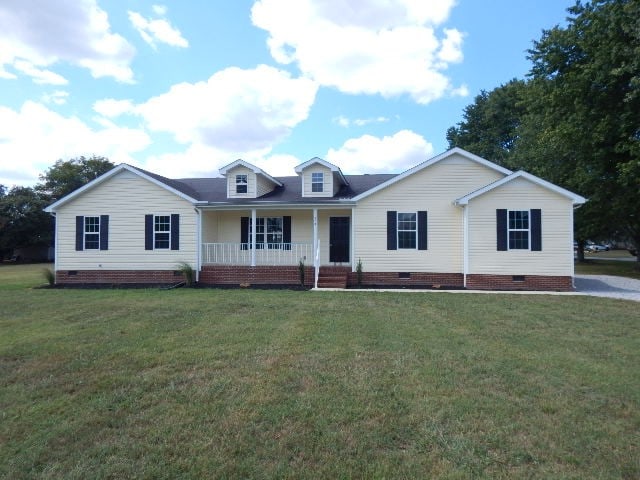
[56,270,183,285]
[348,271,464,288]
[466,274,573,291]
[199,265,313,287]
[55,267,574,291]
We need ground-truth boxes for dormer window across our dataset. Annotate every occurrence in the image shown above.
[311,172,323,193]
[236,174,248,194]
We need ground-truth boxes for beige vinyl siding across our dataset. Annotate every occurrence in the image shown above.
[467,177,574,276]
[353,155,504,273]
[256,175,275,197]
[55,170,197,270]
[302,165,333,197]
[226,167,256,198]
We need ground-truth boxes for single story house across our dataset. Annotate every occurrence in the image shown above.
[44,148,586,290]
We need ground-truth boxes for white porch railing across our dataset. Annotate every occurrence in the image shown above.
[202,243,312,266]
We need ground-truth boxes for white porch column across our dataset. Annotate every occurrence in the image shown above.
[312,208,318,266]
[251,208,257,267]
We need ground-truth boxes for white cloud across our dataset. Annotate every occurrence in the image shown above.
[251,0,466,104]
[0,101,150,187]
[334,115,390,127]
[326,130,434,173]
[135,65,318,151]
[42,90,69,105]
[152,5,168,16]
[93,98,136,117]
[13,60,68,85]
[128,9,189,49]
[0,0,135,83]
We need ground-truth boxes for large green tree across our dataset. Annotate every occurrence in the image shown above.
[446,79,528,169]
[0,186,52,257]
[36,156,115,202]
[448,0,640,264]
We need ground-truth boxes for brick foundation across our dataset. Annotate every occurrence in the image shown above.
[56,269,183,285]
[347,271,464,288]
[199,265,313,287]
[55,267,574,291]
[465,274,573,291]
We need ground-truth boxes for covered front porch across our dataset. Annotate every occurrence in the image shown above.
[197,206,353,269]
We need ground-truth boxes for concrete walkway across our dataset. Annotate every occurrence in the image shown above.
[314,274,640,302]
[573,274,640,302]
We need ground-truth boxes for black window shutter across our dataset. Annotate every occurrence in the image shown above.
[496,209,508,251]
[387,211,397,250]
[145,214,153,250]
[170,214,180,250]
[283,216,292,250]
[99,215,109,251]
[531,209,542,251]
[240,217,249,250]
[418,211,428,250]
[75,216,84,251]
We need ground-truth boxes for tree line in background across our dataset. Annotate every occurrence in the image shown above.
[447,0,639,263]
[0,157,114,259]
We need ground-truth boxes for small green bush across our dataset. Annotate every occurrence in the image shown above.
[176,262,195,287]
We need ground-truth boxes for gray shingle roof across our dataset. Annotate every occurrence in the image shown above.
[172,174,396,204]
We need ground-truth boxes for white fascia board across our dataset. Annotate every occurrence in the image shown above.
[199,201,357,211]
[294,157,349,185]
[218,159,283,187]
[44,164,199,212]
[455,170,588,206]
[351,147,512,202]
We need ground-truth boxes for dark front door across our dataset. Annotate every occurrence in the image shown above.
[329,217,350,263]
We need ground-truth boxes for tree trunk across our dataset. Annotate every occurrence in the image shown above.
[576,239,586,263]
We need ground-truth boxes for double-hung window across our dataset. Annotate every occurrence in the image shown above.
[311,172,323,193]
[249,217,283,248]
[236,174,248,194]
[154,215,171,249]
[84,216,100,250]
[508,210,529,249]
[397,212,417,249]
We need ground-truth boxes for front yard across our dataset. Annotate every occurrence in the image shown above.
[1,264,638,479]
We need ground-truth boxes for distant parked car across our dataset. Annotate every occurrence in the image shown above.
[586,244,608,252]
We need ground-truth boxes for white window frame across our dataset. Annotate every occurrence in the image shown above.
[397,212,417,249]
[311,172,324,193]
[84,216,100,250]
[508,210,530,250]
[154,215,171,250]
[249,216,283,249]
[236,174,248,194]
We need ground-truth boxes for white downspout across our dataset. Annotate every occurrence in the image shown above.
[196,208,201,282]
[251,208,257,267]
[463,204,469,288]
[570,205,576,288]
[350,207,355,272]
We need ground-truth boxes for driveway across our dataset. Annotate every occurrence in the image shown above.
[574,274,640,302]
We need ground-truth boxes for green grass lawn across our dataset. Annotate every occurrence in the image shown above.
[1,265,639,479]
[575,257,640,279]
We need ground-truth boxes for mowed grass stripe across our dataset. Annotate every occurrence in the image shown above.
[0,264,638,479]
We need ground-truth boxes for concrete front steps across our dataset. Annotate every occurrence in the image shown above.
[316,266,350,288]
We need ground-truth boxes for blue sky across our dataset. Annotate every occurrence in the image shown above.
[0,0,575,187]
